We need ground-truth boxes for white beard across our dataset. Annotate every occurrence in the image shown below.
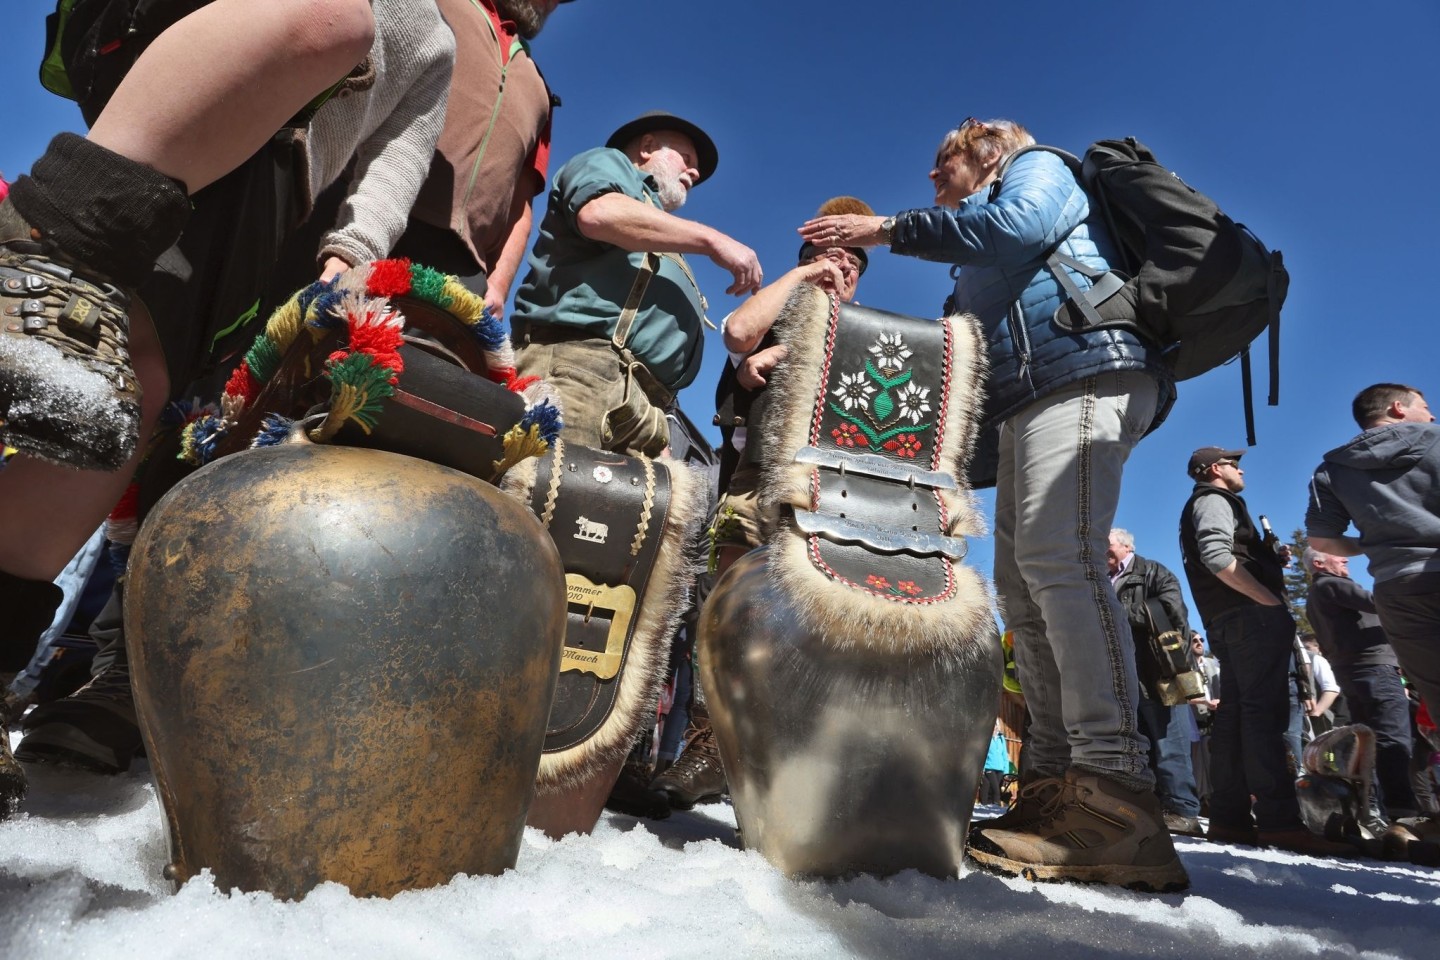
[650,165,689,212]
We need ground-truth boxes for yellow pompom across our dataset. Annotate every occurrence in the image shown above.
[442,277,485,325]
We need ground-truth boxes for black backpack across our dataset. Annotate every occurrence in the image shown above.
[995,138,1288,444]
[40,1,341,126]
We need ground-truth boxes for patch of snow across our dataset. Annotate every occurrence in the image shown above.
[2,757,1436,960]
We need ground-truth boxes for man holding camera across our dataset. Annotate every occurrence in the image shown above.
[1107,528,1203,836]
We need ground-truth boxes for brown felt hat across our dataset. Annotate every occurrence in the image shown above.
[1188,446,1246,477]
[797,196,875,274]
[605,111,719,185]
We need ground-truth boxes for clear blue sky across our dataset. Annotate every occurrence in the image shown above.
[3,0,1437,628]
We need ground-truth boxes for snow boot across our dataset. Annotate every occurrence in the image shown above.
[968,768,1190,893]
[651,721,727,810]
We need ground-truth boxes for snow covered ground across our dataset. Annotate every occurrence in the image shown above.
[2,750,1436,960]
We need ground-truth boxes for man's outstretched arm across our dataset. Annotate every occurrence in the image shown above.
[575,192,761,295]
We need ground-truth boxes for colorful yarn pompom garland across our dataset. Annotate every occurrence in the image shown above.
[179,259,562,473]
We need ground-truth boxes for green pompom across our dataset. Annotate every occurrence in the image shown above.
[246,336,283,384]
[409,264,452,308]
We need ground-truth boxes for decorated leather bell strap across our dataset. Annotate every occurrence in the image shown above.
[525,441,674,748]
[795,300,964,603]
[809,302,952,470]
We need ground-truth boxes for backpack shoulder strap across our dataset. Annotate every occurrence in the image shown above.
[989,144,1126,332]
[989,145,1083,202]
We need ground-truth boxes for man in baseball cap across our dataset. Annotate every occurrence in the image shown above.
[1178,443,1352,857]
[1187,446,1247,479]
[511,110,760,456]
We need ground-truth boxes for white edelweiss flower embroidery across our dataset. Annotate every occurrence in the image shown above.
[896,382,932,424]
[868,332,913,368]
[832,372,875,411]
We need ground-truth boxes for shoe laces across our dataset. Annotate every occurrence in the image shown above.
[667,727,719,780]
[1029,777,1095,825]
[1018,776,1068,817]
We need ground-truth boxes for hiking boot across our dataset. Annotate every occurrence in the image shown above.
[1162,811,1205,837]
[651,724,727,810]
[0,726,24,819]
[0,197,141,471]
[15,654,141,774]
[967,768,1190,892]
[1256,828,1357,859]
[604,760,671,820]
[969,776,1065,835]
[1206,821,1260,846]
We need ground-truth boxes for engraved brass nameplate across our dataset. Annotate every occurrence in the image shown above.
[560,574,636,680]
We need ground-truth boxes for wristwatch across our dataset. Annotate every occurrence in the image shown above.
[880,216,896,245]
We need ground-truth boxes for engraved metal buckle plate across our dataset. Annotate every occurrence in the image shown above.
[560,573,636,680]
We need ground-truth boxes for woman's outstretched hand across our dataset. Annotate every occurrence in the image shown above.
[797,214,888,249]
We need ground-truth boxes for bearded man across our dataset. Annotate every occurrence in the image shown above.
[511,111,762,456]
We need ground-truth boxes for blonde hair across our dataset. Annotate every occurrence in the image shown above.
[935,119,1035,170]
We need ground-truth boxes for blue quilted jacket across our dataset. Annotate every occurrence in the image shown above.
[890,150,1174,480]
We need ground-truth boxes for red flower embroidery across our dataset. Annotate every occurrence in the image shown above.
[831,422,869,447]
[882,433,923,459]
[865,574,890,590]
[897,580,922,596]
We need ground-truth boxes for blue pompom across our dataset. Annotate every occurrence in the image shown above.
[520,399,564,446]
[188,416,228,466]
[469,305,510,352]
[251,414,296,449]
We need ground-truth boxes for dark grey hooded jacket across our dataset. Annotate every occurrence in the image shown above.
[1306,422,1440,582]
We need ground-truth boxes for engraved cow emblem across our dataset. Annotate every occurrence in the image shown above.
[574,515,609,544]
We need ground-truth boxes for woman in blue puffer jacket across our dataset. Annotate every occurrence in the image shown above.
[798,118,1187,892]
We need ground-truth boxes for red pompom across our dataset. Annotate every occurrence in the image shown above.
[224,361,259,403]
[366,258,414,298]
[108,482,141,523]
[506,373,541,394]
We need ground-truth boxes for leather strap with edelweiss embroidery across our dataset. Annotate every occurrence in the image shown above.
[775,299,967,604]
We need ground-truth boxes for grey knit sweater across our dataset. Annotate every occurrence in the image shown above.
[307,0,454,269]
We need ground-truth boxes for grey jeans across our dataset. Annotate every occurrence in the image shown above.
[994,371,1159,787]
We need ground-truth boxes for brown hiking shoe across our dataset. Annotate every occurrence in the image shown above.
[650,724,727,810]
[968,768,1190,892]
[0,197,140,470]
[969,776,1065,835]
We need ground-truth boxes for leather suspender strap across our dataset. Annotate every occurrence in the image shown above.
[612,252,659,352]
